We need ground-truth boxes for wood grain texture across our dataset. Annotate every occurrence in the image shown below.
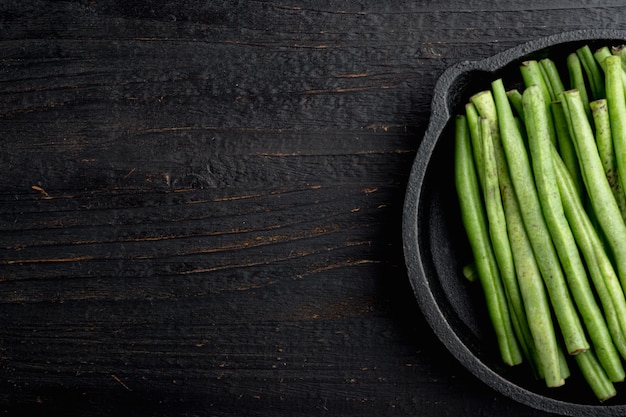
[2,1,626,416]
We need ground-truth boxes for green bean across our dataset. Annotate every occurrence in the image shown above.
[520,61,557,146]
[577,44,605,100]
[524,85,622,380]
[590,99,626,221]
[465,103,485,191]
[567,52,591,120]
[480,116,518,316]
[492,78,589,355]
[594,46,626,98]
[521,60,552,107]
[611,44,626,73]
[594,46,612,70]
[540,58,565,100]
[462,263,478,283]
[506,89,524,122]
[605,55,626,226]
[575,350,616,402]
[551,101,584,199]
[454,114,522,366]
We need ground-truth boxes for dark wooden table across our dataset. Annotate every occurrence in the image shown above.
[2,1,623,416]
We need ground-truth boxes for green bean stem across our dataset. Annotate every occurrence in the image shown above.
[577,45,605,100]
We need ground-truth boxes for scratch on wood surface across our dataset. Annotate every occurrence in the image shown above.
[273,4,302,11]
[304,85,393,94]
[31,185,50,198]
[123,168,137,180]
[111,374,132,392]
[297,259,378,279]
[2,256,95,265]
[291,44,340,50]
[186,226,335,256]
[335,73,370,78]
[138,126,291,135]
[29,185,75,200]
[212,192,266,202]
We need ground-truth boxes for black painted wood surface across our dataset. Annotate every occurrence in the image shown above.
[1,1,624,416]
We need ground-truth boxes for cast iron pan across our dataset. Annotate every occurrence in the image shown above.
[402,29,626,416]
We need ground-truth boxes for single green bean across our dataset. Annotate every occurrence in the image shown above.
[575,349,617,402]
[604,55,626,226]
[520,61,556,146]
[540,58,565,100]
[465,102,485,192]
[551,101,584,199]
[520,60,552,105]
[506,89,524,121]
[480,116,518,317]
[594,46,612,69]
[590,99,626,221]
[567,52,591,120]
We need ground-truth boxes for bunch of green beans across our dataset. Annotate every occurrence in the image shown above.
[455,44,626,401]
